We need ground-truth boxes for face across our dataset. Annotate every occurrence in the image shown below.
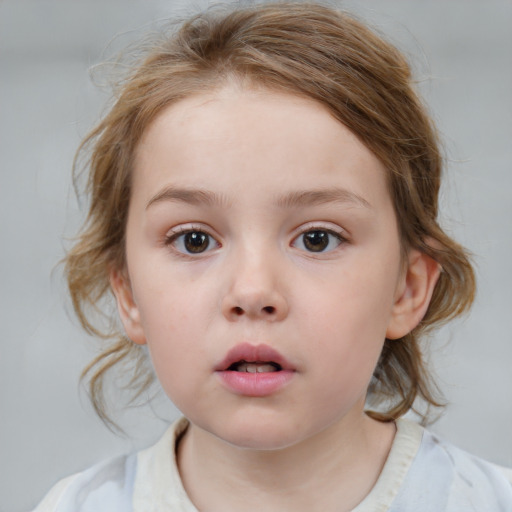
[115,87,417,450]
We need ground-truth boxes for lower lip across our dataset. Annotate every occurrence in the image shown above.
[216,370,294,397]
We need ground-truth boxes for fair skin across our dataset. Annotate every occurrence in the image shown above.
[111,86,440,511]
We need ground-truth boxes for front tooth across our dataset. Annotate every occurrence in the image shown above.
[257,364,277,373]
[236,363,255,373]
[236,363,277,373]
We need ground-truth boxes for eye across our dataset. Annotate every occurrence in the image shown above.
[166,229,219,255]
[292,229,344,253]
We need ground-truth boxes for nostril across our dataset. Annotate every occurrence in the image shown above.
[227,305,279,318]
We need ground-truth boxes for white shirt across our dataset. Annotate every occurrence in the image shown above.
[33,417,512,511]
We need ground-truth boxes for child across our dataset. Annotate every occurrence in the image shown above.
[34,2,512,511]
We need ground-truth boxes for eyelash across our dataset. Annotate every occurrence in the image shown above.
[291,225,348,254]
[164,224,348,257]
[164,226,220,256]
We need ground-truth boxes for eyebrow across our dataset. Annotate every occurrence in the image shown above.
[146,186,230,210]
[275,188,373,210]
[146,186,372,210]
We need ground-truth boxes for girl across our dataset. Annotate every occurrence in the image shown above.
[33,2,512,510]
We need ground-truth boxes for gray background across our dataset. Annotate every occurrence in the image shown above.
[1,1,511,510]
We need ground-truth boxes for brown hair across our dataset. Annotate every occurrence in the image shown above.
[66,2,475,427]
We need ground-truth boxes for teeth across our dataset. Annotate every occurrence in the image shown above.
[236,363,279,373]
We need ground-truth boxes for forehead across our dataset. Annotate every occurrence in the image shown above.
[132,87,390,210]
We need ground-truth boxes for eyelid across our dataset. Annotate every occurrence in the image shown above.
[165,222,218,237]
[290,222,349,254]
[291,221,348,241]
[164,223,221,255]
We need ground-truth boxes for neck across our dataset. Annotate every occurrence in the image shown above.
[177,411,396,512]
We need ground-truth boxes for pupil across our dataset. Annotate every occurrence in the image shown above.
[304,230,328,252]
[184,232,208,253]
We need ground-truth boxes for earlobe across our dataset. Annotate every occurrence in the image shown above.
[386,249,441,340]
[110,268,147,345]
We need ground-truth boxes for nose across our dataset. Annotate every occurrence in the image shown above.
[221,250,289,322]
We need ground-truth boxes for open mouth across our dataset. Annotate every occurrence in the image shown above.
[217,344,294,396]
[215,343,293,374]
[227,360,282,373]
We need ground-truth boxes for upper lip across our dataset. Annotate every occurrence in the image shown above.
[215,342,294,371]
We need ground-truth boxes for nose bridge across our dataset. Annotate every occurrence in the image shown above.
[236,236,274,286]
[222,234,288,321]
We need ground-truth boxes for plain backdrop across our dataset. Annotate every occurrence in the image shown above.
[1,1,511,510]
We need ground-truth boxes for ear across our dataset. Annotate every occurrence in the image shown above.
[386,249,441,340]
[110,268,147,345]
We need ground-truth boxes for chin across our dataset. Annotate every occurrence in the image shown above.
[222,429,305,452]
[205,413,316,452]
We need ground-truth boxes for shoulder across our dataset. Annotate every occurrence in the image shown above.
[132,417,196,511]
[32,453,137,512]
[498,464,512,483]
[392,419,512,511]
[32,418,191,512]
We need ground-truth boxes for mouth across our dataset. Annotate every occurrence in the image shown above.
[227,360,282,373]
[216,343,294,396]
[216,342,293,373]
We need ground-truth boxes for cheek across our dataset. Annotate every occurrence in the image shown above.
[131,257,209,333]
[308,264,398,339]
[131,274,216,387]
[301,261,398,382]
[136,288,200,347]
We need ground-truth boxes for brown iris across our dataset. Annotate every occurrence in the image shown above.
[303,230,329,252]
[184,232,209,253]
